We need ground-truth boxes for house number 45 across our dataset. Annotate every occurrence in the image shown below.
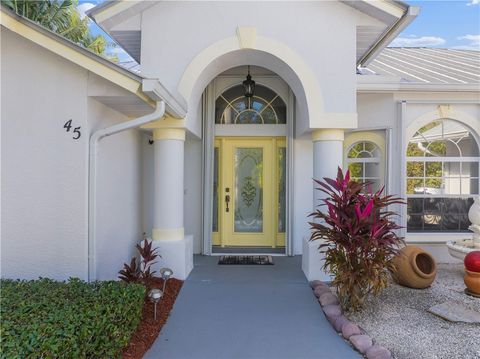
[63,119,81,140]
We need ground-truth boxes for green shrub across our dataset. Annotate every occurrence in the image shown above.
[0,278,145,359]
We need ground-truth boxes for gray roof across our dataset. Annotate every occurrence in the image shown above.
[363,47,480,84]
[117,60,140,74]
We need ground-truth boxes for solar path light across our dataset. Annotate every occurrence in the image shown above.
[160,267,173,294]
[148,288,163,320]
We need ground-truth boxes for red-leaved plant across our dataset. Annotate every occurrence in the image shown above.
[119,235,160,284]
[310,168,404,311]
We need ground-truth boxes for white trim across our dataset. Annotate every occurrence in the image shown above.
[202,76,294,255]
[401,101,480,235]
[406,157,480,162]
[286,89,295,256]
[406,233,469,244]
[386,128,393,195]
[202,83,215,255]
[407,194,478,198]
[357,82,480,92]
[215,125,287,137]
[399,100,408,238]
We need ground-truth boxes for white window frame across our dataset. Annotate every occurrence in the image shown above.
[405,118,480,233]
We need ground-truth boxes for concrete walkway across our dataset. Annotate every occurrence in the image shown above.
[145,255,360,359]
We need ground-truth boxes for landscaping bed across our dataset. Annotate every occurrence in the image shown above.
[123,277,183,359]
[348,264,480,359]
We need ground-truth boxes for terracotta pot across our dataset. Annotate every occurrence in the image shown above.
[464,269,480,295]
[391,246,437,289]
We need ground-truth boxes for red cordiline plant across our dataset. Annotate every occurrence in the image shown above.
[119,236,160,284]
[310,168,404,311]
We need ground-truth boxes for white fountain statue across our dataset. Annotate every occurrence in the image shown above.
[447,195,480,260]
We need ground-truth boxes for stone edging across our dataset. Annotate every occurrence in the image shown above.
[310,280,392,359]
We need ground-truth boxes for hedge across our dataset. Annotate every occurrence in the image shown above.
[0,278,145,358]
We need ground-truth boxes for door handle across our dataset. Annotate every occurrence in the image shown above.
[225,194,230,212]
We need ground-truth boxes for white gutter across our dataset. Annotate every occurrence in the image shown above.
[357,82,480,93]
[358,5,420,67]
[87,101,166,282]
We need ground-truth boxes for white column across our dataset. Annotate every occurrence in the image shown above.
[302,129,344,282]
[146,119,193,280]
[312,129,345,207]
[153,129,185,240]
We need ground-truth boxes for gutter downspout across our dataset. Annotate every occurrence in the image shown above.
[88,101,166,282]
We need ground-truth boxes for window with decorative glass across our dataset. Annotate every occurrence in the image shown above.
[346,141,382,192]
[406,119,479,232]
[215,84,286,124]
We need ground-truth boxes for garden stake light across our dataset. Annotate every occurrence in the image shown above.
[148,288,163,320]
[160,267,173,294]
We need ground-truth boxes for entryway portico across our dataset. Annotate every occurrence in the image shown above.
[86,0,416,281]
[141,36,357,279]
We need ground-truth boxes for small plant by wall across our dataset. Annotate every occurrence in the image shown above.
[310,168,404,311]
[119,236,161,284]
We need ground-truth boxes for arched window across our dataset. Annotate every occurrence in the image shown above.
[346,141,382,191]
[215,84,286,124]
[406,119,479,232]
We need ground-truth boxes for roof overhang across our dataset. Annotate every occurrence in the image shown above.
[1,8,187,118]
[86,1,156,62]
[88,1,420,69]
[1,8,151,102]
[341,1,420,67]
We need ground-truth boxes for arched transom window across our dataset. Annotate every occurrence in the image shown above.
[346,141,382,191]
[406,119,479,232]
[215,84,286,124]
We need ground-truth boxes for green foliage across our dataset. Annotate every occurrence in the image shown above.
[310,168,404,312]
[2,0,107,55]
[0,278,145,358]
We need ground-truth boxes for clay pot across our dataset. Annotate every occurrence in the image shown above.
[464,270,480,295]
[391,246,437,289]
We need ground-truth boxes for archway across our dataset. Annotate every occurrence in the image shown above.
[178,32,326,135]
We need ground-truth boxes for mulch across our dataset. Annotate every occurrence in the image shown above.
[122,277,183,359]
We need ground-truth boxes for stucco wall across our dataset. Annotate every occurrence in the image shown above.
[293,137,314,254]
[140,1,361,136]
[1,30,146,281]
[1,29,88,280]
[184,138,203,253]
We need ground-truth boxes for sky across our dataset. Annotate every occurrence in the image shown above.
[392,0,480,50]
[77,0,480,64]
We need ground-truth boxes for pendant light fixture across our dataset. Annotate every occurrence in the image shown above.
[242,65,255,98]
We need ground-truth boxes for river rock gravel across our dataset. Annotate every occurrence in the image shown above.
[348,263,480,359]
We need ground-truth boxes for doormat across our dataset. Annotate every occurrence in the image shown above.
[218,255,274,265]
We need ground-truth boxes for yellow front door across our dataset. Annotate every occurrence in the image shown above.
[213,137,286,248]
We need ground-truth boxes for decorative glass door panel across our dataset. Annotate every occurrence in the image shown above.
[234,148,263,233]
[212,137,285,247]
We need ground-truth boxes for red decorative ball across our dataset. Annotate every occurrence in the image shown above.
[464,251,480,273]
